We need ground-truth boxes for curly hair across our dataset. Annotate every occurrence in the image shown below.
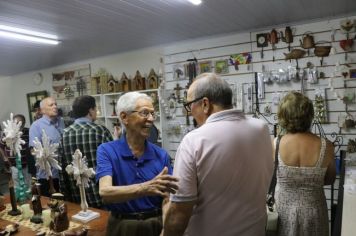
[277,91,314,133]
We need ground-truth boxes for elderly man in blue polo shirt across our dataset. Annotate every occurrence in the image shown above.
[96,92,178,236]
[29,97,64,196]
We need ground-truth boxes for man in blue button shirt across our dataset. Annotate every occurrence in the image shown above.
[96,92,178,236]
[29,97,64,196]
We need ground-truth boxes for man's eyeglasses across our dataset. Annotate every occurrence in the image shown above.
[131,110,156,119]
[183,96,204,113]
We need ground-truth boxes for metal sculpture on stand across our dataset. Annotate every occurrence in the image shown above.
[2,113,29,215]
[65,149,100,223]
[32,130,62,195]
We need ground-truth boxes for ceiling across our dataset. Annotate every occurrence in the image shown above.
[0,0,356,76]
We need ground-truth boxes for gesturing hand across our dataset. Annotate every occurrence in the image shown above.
[140,167,179,197]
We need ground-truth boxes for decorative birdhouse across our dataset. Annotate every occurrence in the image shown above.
[147,69,159,89]
[91,76,101,94]
[132,70,146,90]
[107,76,119,93]
[120,72,131,92]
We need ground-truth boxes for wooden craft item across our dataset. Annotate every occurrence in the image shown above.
[133,70,146,90]
[48,193,70,233]
[0,223,19,235]
[90,77,101,94]
[284,49,306,60]
[30,179,43,224]
[268,29,279,61]
[173,83,183,103]
[109,100,117,116]
[106,76,118,93]
[120,73,131,92]
[147,69,159,89]
[256,33,268,58]
[280,26,293,51]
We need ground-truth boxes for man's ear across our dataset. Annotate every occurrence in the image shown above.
[120,112,128,125]
[202,98,211,114]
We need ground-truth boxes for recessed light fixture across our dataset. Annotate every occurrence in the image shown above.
[188,0,202,6]
[0,25,60,45]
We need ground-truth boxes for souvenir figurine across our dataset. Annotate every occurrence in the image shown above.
[48,193,69,233]
[0,223,19,236]
[30,177,43,223]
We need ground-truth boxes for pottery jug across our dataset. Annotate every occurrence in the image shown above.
[300,33,315,49]
[268,29,279,44]
[280,26,293,43]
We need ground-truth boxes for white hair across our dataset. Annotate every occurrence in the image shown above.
[116,92,152,127]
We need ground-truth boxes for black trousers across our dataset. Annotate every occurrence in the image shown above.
[38,178,60,197]
[106,213,162,236]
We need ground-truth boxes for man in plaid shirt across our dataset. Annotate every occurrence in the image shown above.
[61,95,113,209]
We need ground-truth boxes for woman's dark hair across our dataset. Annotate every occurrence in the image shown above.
[72,95,96,119]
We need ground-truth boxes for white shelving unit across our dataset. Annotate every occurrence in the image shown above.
[92,89,163,144]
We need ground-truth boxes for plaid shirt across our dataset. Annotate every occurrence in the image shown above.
[61,119,113,209]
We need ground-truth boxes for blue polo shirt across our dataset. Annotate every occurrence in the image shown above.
[96,136,172,213]
[29,115,64,179]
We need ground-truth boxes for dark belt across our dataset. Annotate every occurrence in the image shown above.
[111,209,162,220]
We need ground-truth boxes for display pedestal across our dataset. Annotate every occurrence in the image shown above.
[72,210,100,223]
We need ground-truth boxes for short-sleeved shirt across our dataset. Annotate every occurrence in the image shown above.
[96,136,172,213]
[171,109,274,236]
[29,115,65,179]
[61,117,113,208]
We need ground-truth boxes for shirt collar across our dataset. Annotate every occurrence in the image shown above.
[206,109,245,124]
[74,117,92,124]
[119,135,155,162]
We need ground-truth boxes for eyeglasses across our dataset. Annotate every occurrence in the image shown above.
[130,110,156,120]
[183,96,204,113]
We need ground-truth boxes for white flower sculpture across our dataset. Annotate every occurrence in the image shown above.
[65,149,95,188]
[2,113,25,156]
[33,129,62,178]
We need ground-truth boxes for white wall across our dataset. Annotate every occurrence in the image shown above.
[0,46,163,128]
[162,15,356,158]
[0,76,12,124]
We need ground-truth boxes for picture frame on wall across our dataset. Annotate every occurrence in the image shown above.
[27,90,48,124]
[215,59,229,74]
[199,61,212,74]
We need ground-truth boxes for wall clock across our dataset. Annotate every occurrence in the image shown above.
[256,33,268,47]
[32,72,44,85]
[256,33,269,59]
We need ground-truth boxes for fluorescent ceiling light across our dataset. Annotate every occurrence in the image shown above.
[188,0,202,5]
[0,25,60,45]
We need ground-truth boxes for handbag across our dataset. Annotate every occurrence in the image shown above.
[266,136,281,236]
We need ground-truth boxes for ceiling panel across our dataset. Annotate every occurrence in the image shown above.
[0,0,355,76]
